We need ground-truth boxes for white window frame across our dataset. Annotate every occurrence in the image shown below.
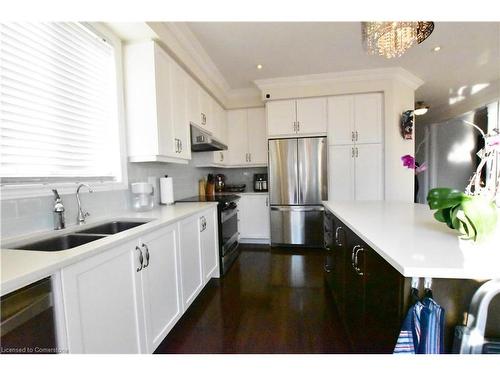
[0,23,128,200]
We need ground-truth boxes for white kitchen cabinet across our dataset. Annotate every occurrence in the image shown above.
[355,143,383,200]
[61,239,146,354]
[266,100,297,137]
[170,63,191,159]
[328,93,383,145]
[328,144,383,201]
[247,108,268,164]
[328,145,355,201]
[187,75,201,128]
[124,41,190,164]
[267,98,327,137]
[199,209,219,282]
[139,224,182,352]
[226,108,267,166]
[178,215,203,310]
[238,194,270,242]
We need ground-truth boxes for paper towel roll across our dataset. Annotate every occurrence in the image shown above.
[160,176,174,205]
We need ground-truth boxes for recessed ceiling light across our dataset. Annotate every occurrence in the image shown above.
[256,64,263,70]
[432,46,441,52]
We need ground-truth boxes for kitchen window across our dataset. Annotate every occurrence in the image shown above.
[0,22,127,198]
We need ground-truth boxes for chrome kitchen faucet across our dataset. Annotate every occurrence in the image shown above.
[76,183,94,225]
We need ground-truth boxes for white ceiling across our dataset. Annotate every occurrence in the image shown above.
[186,22,500,110]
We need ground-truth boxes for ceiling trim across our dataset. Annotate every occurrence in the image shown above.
[164,22,232,93]
[254,67,424,91]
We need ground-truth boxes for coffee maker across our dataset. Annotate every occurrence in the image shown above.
[253,173,268,192]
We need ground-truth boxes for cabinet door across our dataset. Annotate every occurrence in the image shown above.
[239,195,270,239]
[354,144,383,201]
[266,100,296,137]
[140,224,182,352]
[186,76,201,127]
[61,240,145,353]
[296,97,327,135]
[199,90,214,133]
[344,229,366,352]
[178,215,203,310]
[328,145,355,201]
[328,95,354,145]
[200,209,219,282]
[227,109,248,165]
[154,45,176,157]
[171,63,191,160]
[331,218,348,318]
[364,247,405,353]
[247,108,267,164]
[354,93,383,144]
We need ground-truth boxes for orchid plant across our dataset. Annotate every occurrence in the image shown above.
[426,125,500,242]
[401,123,500,242]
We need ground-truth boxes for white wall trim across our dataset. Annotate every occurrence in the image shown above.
[254,67,424,93]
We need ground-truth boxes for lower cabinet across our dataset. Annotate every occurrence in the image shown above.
[238,194,270,242]
[324,210,405,353]
[61,239,146,354]
[61,207,219,353]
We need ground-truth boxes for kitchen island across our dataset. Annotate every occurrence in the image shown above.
[322,200,500,353]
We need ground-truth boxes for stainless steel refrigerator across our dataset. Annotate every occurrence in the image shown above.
[268,137,327,247]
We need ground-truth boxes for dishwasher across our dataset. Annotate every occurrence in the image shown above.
[1,277,57,354]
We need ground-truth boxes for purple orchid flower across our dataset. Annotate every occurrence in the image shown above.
[401,154,415,169]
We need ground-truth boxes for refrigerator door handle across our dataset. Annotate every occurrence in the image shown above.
[270,206,325,212]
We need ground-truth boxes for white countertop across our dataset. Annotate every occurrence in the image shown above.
[323,201,500,280]
[1,202,218,296]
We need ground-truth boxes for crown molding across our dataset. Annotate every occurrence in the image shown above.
[254,67,424,91]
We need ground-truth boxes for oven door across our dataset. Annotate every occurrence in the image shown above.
[220,204,239,255]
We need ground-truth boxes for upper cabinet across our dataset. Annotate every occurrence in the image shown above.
[227,108,267,166]
[124,41,191,163]
[267,98,327,137]
[328,93,383,145]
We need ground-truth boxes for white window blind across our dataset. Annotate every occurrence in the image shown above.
[0,22,120,182]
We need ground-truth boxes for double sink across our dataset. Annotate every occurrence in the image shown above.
[12,221,150,252]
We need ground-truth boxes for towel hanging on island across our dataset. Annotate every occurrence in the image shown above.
[394,296,445,354]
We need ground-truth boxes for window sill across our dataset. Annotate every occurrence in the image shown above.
[1,180,128,200]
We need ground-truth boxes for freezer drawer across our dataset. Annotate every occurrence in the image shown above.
[270,206,325,247]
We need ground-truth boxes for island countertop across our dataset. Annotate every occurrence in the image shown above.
[322,201,500,280]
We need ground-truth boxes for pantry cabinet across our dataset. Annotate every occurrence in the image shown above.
[267,97,327,137]
[327,92,384,201]
[328,93,383,145]
[238,194,270,242]
[124,41,191,164]
[61,207,219,354]
[329,144,383,201]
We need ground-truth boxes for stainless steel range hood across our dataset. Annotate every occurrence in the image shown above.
[190,124,228,152]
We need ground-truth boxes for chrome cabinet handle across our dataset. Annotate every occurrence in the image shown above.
[324,263,333,273]
[180,140,183,153]
[335,226,345,246]
[297,122,300,132]
[265,197,268,206]
[142,243,150,269]
[351,131,355,142]
[249,153,251,162]
[352,245,364,276]
[351,147,355,158]
[355,147,358,158]
[220,152,224,162]
[136,246,144,272]
[355,131,359,142]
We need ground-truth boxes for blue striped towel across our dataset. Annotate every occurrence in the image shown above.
[394,297,445,354]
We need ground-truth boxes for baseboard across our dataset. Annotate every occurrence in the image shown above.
[239,238,270,245]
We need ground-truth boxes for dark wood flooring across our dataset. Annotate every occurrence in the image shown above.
[154,245,351,354]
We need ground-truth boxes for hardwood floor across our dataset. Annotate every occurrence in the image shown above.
[154,245,351,354]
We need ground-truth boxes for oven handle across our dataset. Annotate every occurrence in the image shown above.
[222,232,240,254]
[221,208,238,223]
[270,206,324,212]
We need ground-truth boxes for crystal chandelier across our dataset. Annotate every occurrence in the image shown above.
[362,21,434,59]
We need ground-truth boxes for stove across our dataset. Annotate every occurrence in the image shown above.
[176,194,240,275]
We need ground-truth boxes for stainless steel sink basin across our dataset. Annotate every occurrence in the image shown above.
[13,234,107,251]
[76,221,149,235]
